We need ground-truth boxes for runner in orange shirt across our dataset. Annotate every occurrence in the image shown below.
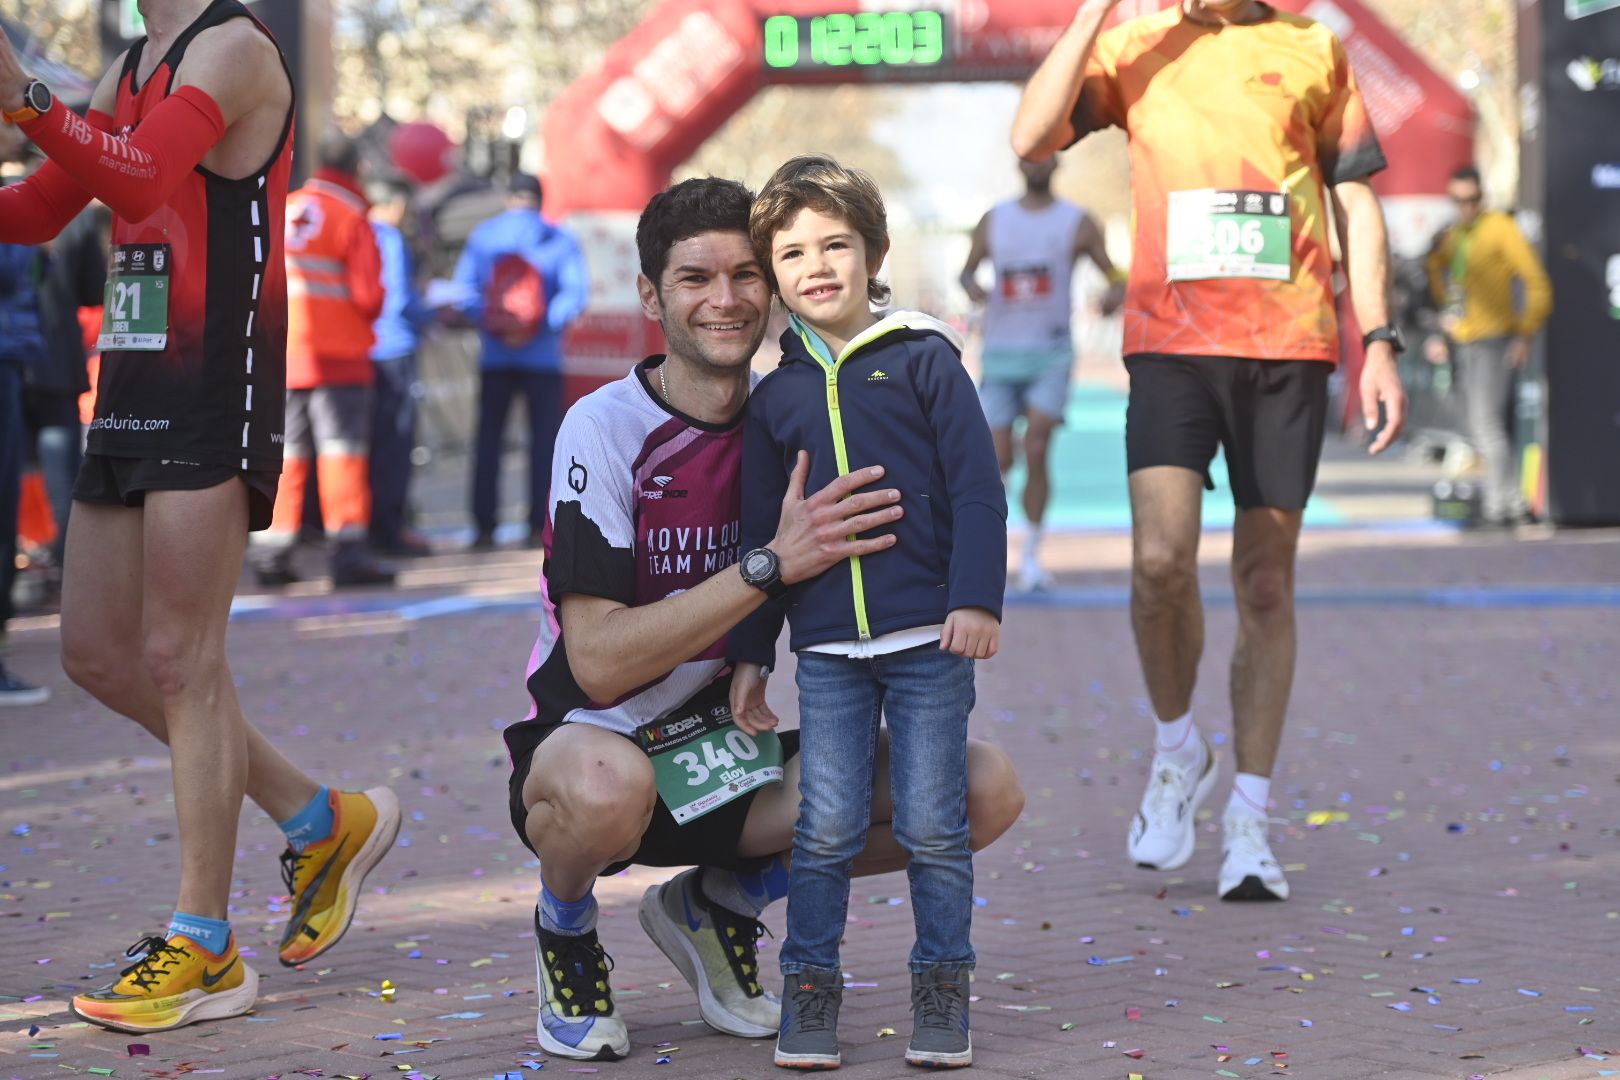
[1014,0,1406,901]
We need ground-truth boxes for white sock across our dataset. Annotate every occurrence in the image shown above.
[1153,711,1203,769]
[1227,773,1270,820]
[1021,526,1043,568]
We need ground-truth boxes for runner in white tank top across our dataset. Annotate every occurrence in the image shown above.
[960,157,1123,590]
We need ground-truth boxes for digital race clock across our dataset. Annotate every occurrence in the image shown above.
[762,10,950,72]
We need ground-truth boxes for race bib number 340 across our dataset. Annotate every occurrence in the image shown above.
[1166,189,1292,282]
[98,243,172,351]
[637,689,783,824]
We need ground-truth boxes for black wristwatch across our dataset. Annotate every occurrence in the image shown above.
[739,547,788,599]
[1361,324,1406,354]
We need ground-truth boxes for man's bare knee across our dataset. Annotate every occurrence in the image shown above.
[1235,564,1293,619]
[966,743,1024,851]
[1134,543,1196,600]
[530,754,656,858]
[61,630,124,702]
[141,630,218,700]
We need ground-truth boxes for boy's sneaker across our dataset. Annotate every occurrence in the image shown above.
[533,911,629,1060]
[278,787,401,965]
[775,970,843,1069]
[0,664,49,707]
[1126,737,1216,871]
[71,933,258,1033]
[906,965,972,1068]
[639,867,779,1037]
[1219,811,1290,901]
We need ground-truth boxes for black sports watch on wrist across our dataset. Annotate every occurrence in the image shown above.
[1361,324,1406,354]
[739,547,787,599]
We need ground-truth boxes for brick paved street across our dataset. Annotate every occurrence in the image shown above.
[2,441,1618,1079]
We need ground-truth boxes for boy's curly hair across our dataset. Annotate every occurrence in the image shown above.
[749,154,891,306]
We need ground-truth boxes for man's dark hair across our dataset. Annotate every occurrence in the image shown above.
[636,177,755,287]
[368,177,412,205]
[1450,164,1483,186]
[317,132,362,176]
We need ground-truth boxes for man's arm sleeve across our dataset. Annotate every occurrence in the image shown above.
[19,89,225,223]
[1065,35,1125,147]
[347,216,386,322]
[0,110,114,244]
[546,407,637,606]
[1317,37,1388,185]
[729,389,791,665]
[547,233,591,332]
[1508,222,1554,337]
[450,239,482,320]
[916,339,1008,617]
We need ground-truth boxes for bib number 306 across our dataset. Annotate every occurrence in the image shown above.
[1166,189,1292,283]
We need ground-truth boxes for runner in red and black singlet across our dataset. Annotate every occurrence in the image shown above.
[89,0,293,484]
[0,0,400,1034]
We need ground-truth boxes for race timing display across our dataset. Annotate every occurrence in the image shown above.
[762,9,950,74]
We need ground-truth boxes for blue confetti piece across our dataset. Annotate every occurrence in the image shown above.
[1246,1058,1262,1065]
[1434,1024,1461,1031]
[438,1011,483,1019]
[1300,1019,1313,1027]
[1401,927,1415,936]
[1517,988,1541,997]
[1454,978,1481,984]
[375,1033,404,1040]
[1568,1005,1596,1012]
[409,949,423,958]
[1389,1002,1412,1012]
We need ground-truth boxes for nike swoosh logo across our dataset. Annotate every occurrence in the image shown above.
[679,883,703,932]
[280,833,348,946]
[201,957,238,988]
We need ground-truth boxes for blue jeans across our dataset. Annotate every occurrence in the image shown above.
[472,368,562,536]
[368,353,419,547]
[782,643,976,974]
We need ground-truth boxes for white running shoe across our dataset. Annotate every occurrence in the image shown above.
[1218,811,1290,901]
[1016,562,1056,593]
[1126,738,1216,870]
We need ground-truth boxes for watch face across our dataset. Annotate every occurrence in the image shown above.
[744,551,771,578]
[27,82,50,113]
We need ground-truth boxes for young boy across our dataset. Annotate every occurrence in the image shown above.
[728,155,1008,1070]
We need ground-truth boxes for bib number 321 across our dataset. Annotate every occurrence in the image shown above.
[98,243,172,351]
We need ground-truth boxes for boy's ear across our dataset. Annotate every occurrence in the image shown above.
[869,239,891,277]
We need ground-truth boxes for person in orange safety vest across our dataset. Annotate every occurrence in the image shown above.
[253,133,395,587]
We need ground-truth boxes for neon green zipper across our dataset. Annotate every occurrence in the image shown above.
[798,325,872,640]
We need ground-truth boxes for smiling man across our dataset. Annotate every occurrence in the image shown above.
[503,177,1024,1062]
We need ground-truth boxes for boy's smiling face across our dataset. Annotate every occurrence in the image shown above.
[770,206,885,354]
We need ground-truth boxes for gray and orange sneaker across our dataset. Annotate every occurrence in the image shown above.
[278,786,401,966]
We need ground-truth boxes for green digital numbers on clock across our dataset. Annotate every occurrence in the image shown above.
[763,10,948,71]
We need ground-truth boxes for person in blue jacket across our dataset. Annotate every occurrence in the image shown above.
[727,155,1006,1071]
[0,231,50,706]
[368,179,432,556]
[452,173,589,549]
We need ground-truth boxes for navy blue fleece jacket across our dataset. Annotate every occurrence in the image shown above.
[729,310,1007,662]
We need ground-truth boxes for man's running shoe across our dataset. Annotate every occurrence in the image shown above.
[533,910,629,1060]
[1219,811,1290,901]
[639,867,779,1038]
[1126,737,1216,870]
[71,933,258,1033]
[905,965,972,1068]
[0,664,49,707]
[1015,562,1055,593]
[775,969,843,1069]
[278,786,401,966]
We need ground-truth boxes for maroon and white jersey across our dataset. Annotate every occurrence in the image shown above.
[505,358,752,760]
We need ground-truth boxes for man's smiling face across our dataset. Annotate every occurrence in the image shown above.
[640,230,771,374]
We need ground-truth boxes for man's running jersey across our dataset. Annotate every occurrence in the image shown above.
[88,0,294,470]
[1069,4,1385,363]
[506,360,749,760]
[980,198,1086,379]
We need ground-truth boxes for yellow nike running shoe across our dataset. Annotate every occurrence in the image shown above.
[278,786,401,966]
[71,933,258,1033]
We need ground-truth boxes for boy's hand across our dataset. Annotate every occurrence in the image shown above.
[729,662,779,737]
[940,607,999,659]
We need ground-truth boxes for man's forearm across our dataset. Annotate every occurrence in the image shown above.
[1335,182,1392,333]
[567,564,766,702]
[1011,0,1117,160]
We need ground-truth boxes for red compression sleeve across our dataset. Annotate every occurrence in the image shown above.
[20,88,226,223]
[0,108,111,244]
